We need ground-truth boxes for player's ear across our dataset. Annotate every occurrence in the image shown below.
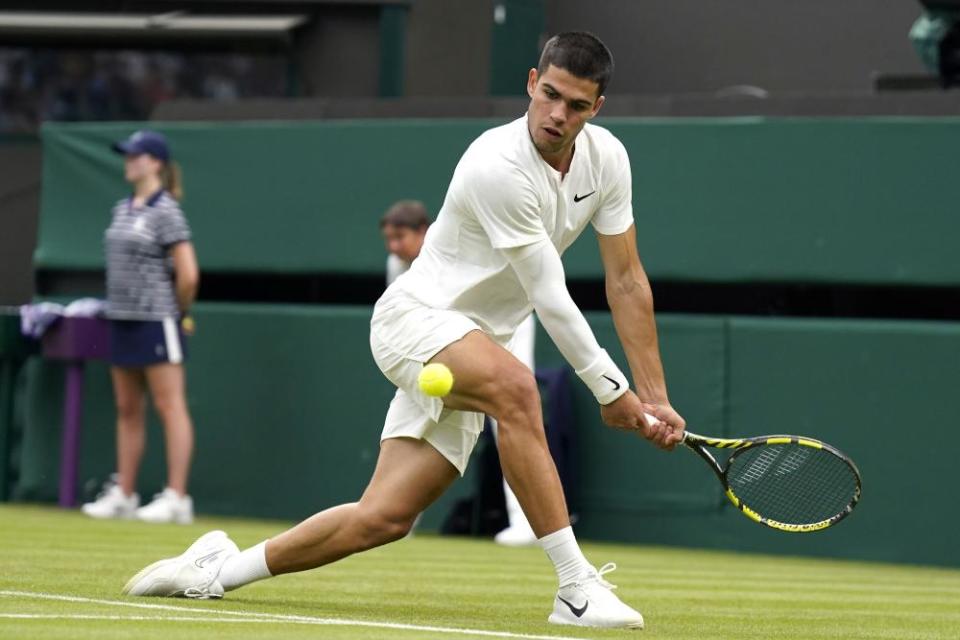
[526,68,538,98]
[589,95,606,119]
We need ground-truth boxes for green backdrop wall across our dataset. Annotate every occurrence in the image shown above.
[36,117,960,285]
[10,304,960,568]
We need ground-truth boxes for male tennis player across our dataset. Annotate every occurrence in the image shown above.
[123,32,685,630]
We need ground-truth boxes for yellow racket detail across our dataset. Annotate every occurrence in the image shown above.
[763,519,833,533]
[741,505,763,523]
[724,488,740,507]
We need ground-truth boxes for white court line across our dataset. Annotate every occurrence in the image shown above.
[0,590,590,640]
[0,613,321,623]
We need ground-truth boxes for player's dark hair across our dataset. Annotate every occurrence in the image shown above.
[537,31,614,96]
[379,200,430,231]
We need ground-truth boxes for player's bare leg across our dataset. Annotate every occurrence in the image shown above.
[264,437,458,573]
[429,330,568,537]
[433,330,644,629]
[122,436,459,598]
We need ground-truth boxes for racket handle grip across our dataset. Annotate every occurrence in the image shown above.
[643,411,691,443]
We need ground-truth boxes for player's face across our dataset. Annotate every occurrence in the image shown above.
[526,64,605,159]
[382,224,427,263]
[124,153,162,184]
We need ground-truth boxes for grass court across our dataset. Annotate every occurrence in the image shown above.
[1,504,958,639]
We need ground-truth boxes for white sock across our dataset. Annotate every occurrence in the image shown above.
[539,526,593,587]
[218,541,272,591]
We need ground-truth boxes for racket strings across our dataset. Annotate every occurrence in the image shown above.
[726,444,858,525]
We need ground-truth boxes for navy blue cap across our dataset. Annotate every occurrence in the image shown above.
[111,130,170,162]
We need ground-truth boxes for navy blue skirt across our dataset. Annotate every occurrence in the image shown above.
[110,318,188,367]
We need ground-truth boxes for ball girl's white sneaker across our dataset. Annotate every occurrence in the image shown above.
[81,484,139,520]
[136,488,194,524]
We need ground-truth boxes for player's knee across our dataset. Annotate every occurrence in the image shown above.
[490,367,540,428]
[354,506,414,548]
[379,516,414,544]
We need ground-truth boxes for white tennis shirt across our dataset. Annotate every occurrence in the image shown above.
[394,114,633,344]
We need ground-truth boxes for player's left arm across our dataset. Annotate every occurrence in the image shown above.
[597,226,684,431]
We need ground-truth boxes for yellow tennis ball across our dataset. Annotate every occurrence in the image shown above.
[418,363,454,397]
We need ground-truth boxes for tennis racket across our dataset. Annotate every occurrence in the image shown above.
[644,414,862,532]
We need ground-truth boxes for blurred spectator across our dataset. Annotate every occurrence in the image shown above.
[380,200,431,286]
[0,48,289,132]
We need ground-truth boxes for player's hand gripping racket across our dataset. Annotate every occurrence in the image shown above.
[644,414,862,532]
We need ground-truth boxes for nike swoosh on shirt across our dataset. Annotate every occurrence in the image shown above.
[558,596,589,618]
[602,375,621,391]
[573,190,596,203]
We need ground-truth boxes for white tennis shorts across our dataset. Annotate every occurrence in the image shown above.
[369,288,485,475]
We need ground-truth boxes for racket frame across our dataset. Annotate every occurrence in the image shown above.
[682,430,862,533]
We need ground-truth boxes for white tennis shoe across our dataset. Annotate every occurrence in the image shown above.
[548,563,645,629]
[81,485,139,520]
[136,488,194,525]
[122,530,238,599]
